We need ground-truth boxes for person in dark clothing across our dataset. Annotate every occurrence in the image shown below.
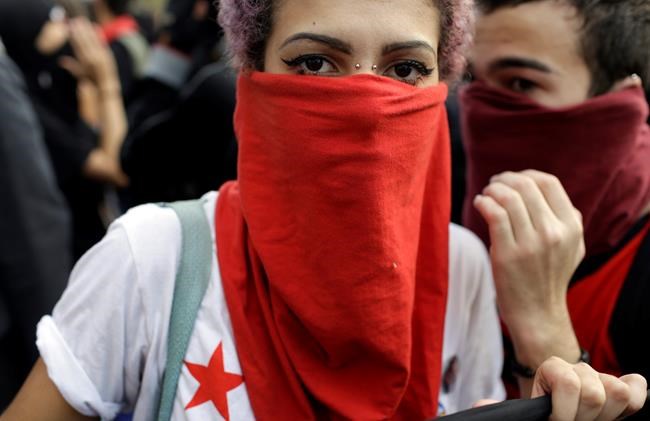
[122,62,237,206]
[91,0,150,102]
[0,0,129,258]
[460,0,650,409]
[0,53,71,410]
[121,0,236,207]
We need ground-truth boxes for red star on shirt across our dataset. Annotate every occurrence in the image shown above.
[184,342,244,420]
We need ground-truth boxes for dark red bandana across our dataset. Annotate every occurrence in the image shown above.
[461,82,650,256]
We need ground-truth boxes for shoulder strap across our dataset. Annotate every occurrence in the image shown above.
[157,199,213,421]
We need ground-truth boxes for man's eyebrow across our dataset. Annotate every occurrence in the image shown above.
[382,40,437,56]
[489,57,552,73]
[280,33,353,54]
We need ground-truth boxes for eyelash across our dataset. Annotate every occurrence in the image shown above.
[399,60,435,77]
[281,54,435,84]
[281,55,332,75]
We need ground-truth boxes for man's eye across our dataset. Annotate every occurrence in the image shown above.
[384,60,435,85]
[281,55,337,75]
[509,78,537,93]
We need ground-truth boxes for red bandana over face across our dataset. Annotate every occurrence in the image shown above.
[216,72,451,420]
[461,82,650,256]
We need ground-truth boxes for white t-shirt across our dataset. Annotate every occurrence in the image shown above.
[439,225,505,415]
[36,192,504,420]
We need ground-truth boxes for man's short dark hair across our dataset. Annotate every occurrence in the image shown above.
[475,0,650,96]
[105,0,131,15]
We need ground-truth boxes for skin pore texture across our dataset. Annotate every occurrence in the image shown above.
[470,0,642,108]
[263,0,441,87]
[470,0,592,107]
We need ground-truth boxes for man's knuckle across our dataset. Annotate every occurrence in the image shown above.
[606,379,631,404]
[540,226,563,245]
[559,371,582,394]
[581,384,606,409]
[540,174,561,190]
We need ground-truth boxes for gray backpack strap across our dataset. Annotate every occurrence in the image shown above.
[156,199,213,421]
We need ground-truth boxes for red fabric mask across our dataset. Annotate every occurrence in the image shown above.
[461,82,650,256]
[216,72,451,420]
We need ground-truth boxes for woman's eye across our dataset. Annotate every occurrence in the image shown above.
[282,55,337,75]
[305,57,325,72]
[394,64,414,78]
[509,78,537,93]
[384,60,434,85]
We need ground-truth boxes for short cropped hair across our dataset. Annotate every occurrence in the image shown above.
[475,0,650,95]
[217,0,474,82]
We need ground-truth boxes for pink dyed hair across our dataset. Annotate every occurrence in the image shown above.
[217,0,473,82]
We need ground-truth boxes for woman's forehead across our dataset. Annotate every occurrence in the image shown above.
[270,0,440,45]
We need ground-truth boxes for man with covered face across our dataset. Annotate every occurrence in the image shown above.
[462,0,650,398]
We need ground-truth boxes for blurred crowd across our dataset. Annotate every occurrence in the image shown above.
[0,0,237,407]
[1,0,650,417]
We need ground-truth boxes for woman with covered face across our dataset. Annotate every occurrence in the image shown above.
[2,0,647,420]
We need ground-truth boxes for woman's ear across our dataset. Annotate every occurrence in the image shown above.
[610,74,643,93]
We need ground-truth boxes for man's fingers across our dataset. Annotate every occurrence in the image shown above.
[472,399,500,408]
[589,373,630,421]
[482,182,535,243]
[618,374,647,418]
[572,363,606,421]
[533,357,581,421]
[520,170,578,224]
[491,171,558,232]
[58,56,84,79]
[473,194,516,247]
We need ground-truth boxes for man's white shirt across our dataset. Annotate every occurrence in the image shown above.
[36,192,504,420]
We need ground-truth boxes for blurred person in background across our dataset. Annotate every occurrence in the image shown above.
[90,0,150,101]
[0,0,129,258]
[121,0,237,206]
[461,0,650,405]
[0,52,71,411]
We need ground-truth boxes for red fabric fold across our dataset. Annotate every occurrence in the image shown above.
[216,72,451,420]
[461,82,650,256]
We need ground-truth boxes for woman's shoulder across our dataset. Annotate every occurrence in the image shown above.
[449,223,492,287]
[116,191,220,262]
[447,223,496,318]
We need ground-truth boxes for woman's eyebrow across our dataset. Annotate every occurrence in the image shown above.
[382,41,437,56]
[280,33,353,54]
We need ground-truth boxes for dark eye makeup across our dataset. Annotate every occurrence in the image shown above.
[281,54,435,85]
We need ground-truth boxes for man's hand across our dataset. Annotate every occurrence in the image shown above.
[472,359,647,420]
[533,358,646,421]
[474,170,585,381]
[59,18,119,90]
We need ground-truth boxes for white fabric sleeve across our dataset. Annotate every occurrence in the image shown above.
[36,221,148,419]
[452,226,506,410]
